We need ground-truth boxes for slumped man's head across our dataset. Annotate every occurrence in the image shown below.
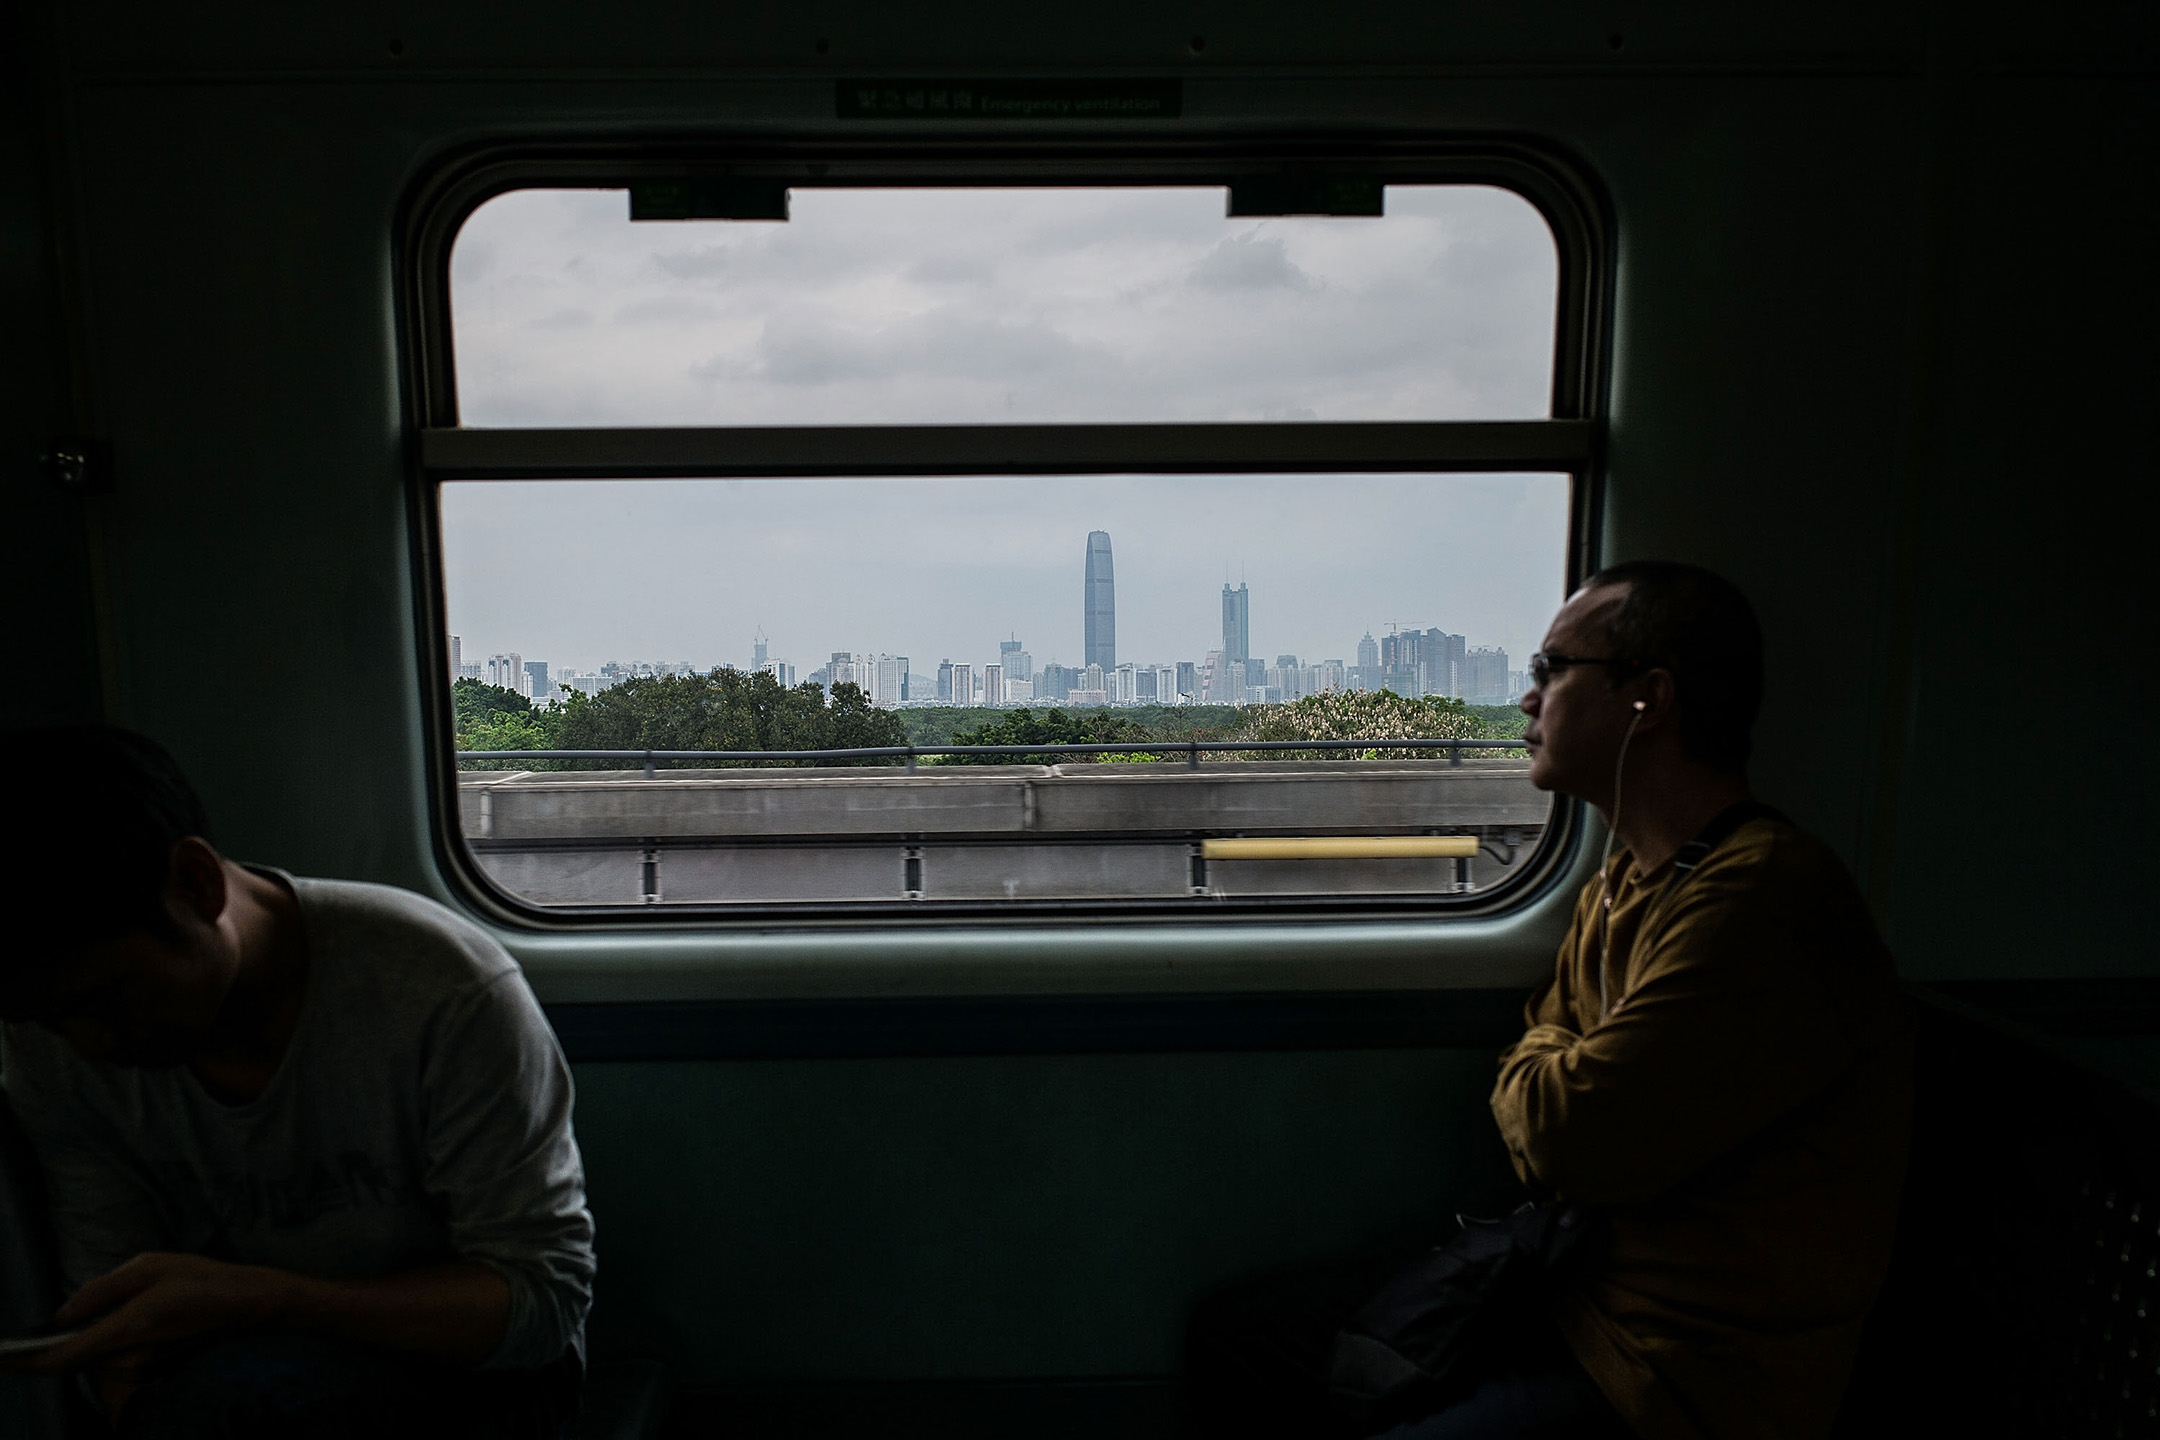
[0,726,248,1066]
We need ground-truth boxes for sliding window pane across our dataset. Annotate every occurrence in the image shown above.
[449,186,1558,427]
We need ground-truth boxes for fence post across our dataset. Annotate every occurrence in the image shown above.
[1449,739,1462,768]
[905,746,917,775]
[1187,741,1199,769]
[643,751,656,779]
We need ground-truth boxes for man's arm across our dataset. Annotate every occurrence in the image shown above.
[1518,884,1596,1035]
[2,1027,167,1294]
[420,968,595,1369]
[1490,858,1854,1204]
[31,1251,510,1373]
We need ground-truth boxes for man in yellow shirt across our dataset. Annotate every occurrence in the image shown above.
[1187,561,1911,1439]
[1492,560,1912,1440]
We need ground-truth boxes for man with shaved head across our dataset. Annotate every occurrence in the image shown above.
[1188,561,1912,1440]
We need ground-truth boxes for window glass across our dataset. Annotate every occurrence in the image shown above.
[440,473,1565,910]
[449,185,1559,426]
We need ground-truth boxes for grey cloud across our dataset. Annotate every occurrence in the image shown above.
[737,309,1105,388]
[651,245,735,279]
[907,253,994,284]
[1188,231,1316,292]
[615,295,719,324]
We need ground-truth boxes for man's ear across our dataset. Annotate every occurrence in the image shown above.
[165,837,230,925]
[1630,668,1679,729]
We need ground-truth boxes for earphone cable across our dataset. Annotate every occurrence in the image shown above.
[1595,700,1649,1020]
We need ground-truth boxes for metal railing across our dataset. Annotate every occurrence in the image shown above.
[456,736,1528,775]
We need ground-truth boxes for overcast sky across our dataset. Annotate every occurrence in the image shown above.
[443,185,1569,676]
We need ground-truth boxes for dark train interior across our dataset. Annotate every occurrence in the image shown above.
[1,1,2154,1435]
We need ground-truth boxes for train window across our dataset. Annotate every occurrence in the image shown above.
[417,165,1600,921]
[449,185,1559,427]
[439,471,1564,910]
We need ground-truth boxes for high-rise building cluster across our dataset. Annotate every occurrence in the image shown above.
[451,529,1522,715]
[449,638,699,705]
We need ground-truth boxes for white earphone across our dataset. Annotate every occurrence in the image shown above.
[1596,696,1651,1016]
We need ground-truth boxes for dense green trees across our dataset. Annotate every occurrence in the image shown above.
[452,679,557,769]
[898,705,1242,746]
[453,669,904,770]
[554,670,901,764]
[454,672,1518,769]
[938,707,1158,765]
[452,677,533,729]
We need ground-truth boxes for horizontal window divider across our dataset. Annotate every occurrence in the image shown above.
[421,419,1590,478]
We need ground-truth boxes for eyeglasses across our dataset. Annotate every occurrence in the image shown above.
[1527,651,1641,689]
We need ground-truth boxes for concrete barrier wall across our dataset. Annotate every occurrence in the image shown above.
[458,760,1552,907]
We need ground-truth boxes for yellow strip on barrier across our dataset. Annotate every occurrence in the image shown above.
[1200,836,1480,860]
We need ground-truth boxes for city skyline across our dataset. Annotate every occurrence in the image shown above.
[452,522,1534,711]
[455,624,1525,711]
[453,602,1531,710]
[440,473,1569,682]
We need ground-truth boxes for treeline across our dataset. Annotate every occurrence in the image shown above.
[898,705,1242,747]
[452,672,902,770]
[454,672,1522,771]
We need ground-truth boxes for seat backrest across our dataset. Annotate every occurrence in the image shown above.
[0,1089,74,1439]
[1835,990,2160,1439]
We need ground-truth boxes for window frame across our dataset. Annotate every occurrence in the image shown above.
[399,137,1612,933]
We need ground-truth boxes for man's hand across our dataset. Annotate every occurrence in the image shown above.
[31,1252,295,1374]
[11,1250,510,1388]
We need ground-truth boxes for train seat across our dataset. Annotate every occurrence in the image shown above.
[1835,987,2160,1438]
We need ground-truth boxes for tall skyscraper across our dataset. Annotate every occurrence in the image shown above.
[984,663,1004,707]
[1083,531,1115,671]
[1221,582,1250,664]
[1000,637,1033,682]
[524,660,550,701]
[874,654,909,708]
[1465,646,1510,705]
[752,630,768,669]
[1422,630,1467,699]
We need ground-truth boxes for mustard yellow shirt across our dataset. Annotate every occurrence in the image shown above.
[1492,814,1913,1440]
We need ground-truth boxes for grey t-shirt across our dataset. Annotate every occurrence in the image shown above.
[0,874,593,1370]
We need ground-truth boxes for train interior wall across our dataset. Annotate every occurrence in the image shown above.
[3,0,2155,1410]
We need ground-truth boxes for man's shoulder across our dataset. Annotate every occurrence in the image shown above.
[287,874,521,1004]
[1683,814,1888,957]
[1699,813,1855,889]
